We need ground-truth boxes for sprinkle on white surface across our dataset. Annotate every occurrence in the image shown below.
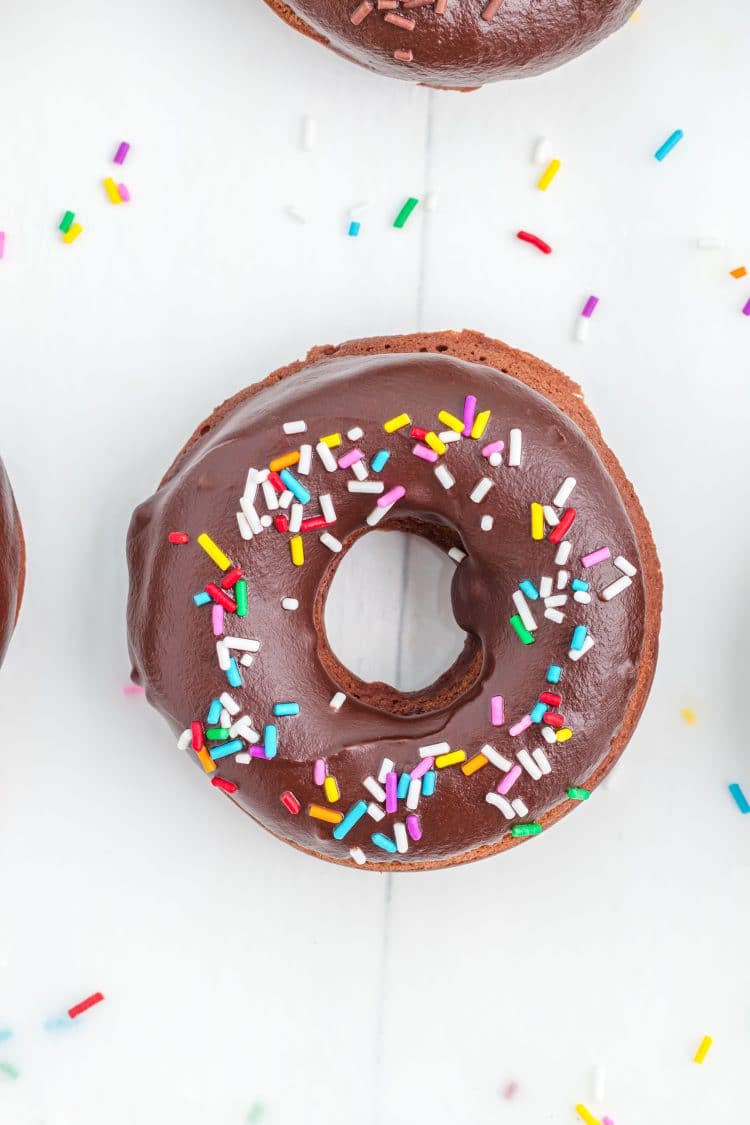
[301,114,317,151]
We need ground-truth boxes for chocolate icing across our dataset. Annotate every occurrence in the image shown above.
[127,331,660,869]
[0,458,23,668]
[264,0,639,87]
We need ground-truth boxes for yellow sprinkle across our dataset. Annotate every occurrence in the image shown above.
[319,432,341,448]
[537,159,562,191]
[630,7,641,20]
[556,727,573,742]
[62,222,83,244]
[308,804,343,825]
[424,431,447,455]
[384,413,411,434]
[269,451,300,472]
[694,1035,713,1064]
[435,749,467,769]
[461,753,488,776]
[575,1107,601,1125]
[530,502,544,540]
[437,410,464,433]
[197,533,232,571]
[681,707,698,725]
[290,535,304,566]
[324,775,340,803]
[103,177,123,204]
[195,747,217,774]
[470,409,491,440]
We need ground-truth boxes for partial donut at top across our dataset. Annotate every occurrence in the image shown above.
[0,458,24,668]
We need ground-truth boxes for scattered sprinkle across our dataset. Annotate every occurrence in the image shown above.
[67,992,105,1020]
[393,197,419,228]
[113,141,130,165]
[517,230,552,254]
[728,783,749,813]
[681,707,698,725]
[537,159,561,191]
[693,1035,713,1064]
[654,128,684,162]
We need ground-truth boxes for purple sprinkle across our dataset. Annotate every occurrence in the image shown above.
[406,814,422,841]
[462,394,477,436]
[743,297,750,317]
[385,771,398,813]
[0,231,5,259]
[581,295,599,318]
[249,745,269,758]
[114,141,130,165]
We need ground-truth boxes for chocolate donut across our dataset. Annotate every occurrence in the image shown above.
[127,330,661,871]
[0,458,24,667]
[263,0,639,88]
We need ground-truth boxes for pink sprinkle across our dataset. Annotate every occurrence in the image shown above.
[117,183,131,203]
[490,695,504,726]
[384,11,415,28]
[0,231,5,259]
[114,141,130,165]
[602,1119,615,1125]
[406,814,422,840]
[413,444,438,463]
[462,394,477,436]
[743,298,750,317]
[349,0,373,21]
[338,448,364,469]
[581,546,611,568]
[211,604,224,636]
[508,715,532,737]
[581,295,599,318]
[122,681,144,696]
[502,1082,519,1100]
[385,771,398,813]
[497,764,522,795]
[482,439,504,457]
[410,756,434,780]
[377,485,405,509]
[314,758,326,785]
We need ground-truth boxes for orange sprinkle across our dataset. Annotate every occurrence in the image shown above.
[269,451,300,472]
[308,804,344,825]
[196,746,217,774]
[462,753,488,776]
[730,266,747,279]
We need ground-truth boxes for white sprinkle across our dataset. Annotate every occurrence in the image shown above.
[481,744,512,771]
[614,555,637,577]
[240,654,254,667]
[349,846,367,866]
[486,792,515,818]
[569,634,596,661]
[278,489,294,509]
[448,547,466,563]
[696,235,725,249]
[601,575,632,601]
[406,778,422,810]
[366,502,391,526]
[281,597,298,610]
[348,480,384,493]
[321,532,342,553]
[532,747,551,775]
[545,608,565,624]
[481,515,494,531]
[347,426,364,441]
[511,797,528,817]
[575,317,590,344]
[351,458,368,481]
[593,1065,606,1103]
[555,542,572,567]
[286,205,307,224]
[220,692,241,716]
[216,641,230,670]
[302,114,317,151]
[177,729,192,751]
[254,467,269,483]
[434,464,456,490]
[420,741,450,758]
[260,514,273,528]
[348,199,371,220]
[367,802,386,822]
[240,497,262,534]
[316,441,337,472]
[424,190,440,212]
[541,726,557,744]
[243,467,260,503]
[236,511,253,540]
[231,718,259,741]
[574,590,591,604]
[553,477,576,507]
[512,589,537,632]
[234,752,251,764]
[289,502,303,534]
[439,430,461,444]
[319,493,336,523]
[539,576,553,598]
[394,822,408,854]
[542,505,559,526]
[298,444,313,475]
[283,419,306,435]
[329,691,346,711]
[508,428,522,467]
[470,477,493,503]
[517,748,542,780]
[545,594,567,607]
[533,136,551,165]
[377,758,395,784]
[224,636,261,652]
[363,776,386,802]
[557,569,570,590]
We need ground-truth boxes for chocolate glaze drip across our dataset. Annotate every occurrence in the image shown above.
[0,458,23,668]
[127,332,660,869]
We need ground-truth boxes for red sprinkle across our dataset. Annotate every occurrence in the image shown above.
[300,515,328,532]
[544,711,564,728]
[268,470,285,493]
[191,721,204,751]
[168,532,189,544]
[68,992,105,1020]
[549,507,576,544]
[539,691,562,707]
[211,776,238,794]
[517,230,552,255]
[281,790,301,814]
[220,566,244,589]
[275,514,290,533]
[205,583,237,613]
[410,426,429,441]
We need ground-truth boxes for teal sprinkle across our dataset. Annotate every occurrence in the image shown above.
[371,450,390,472]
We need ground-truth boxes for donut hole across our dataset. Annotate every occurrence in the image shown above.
[324,529,468,693]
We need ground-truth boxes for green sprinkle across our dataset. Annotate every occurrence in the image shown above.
[247,1103,265,1123]
[567,787,590,801]
[393,197,419,229]
[206,727,230,741]
[236,578,248,617]
[511,823,542,838]
[509,614,535,645]
[0,1061,19,1080]
[59,210,75,233]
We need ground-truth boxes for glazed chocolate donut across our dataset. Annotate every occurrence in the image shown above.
[263,0,639,88]
[0,458,24,667]
[127,330,661,871]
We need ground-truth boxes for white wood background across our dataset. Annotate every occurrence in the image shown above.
[0,1,748,1122]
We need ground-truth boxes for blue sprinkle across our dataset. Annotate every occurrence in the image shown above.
[207,698,222,725]
[371,832,397,854]
[571,625,588,652]
[371,450,390,473]
[654,128,684,162]
[530,701,547,723]
[571,579,589,592]
[273,702,300,717]
[0,1030,12,1044]
[209,738,245,761]
[264,724,278,759]
[193,591,212,606]
[546,664,562,684]
[348,220,361,237]
[729,783,750,814]
[421,770,436,797]
[44,1015,75,1033]
[519,580,539,601]
[333,800,368,840]
[226,658,243,688]
[397,772,411,799]
[279,468,311,505]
